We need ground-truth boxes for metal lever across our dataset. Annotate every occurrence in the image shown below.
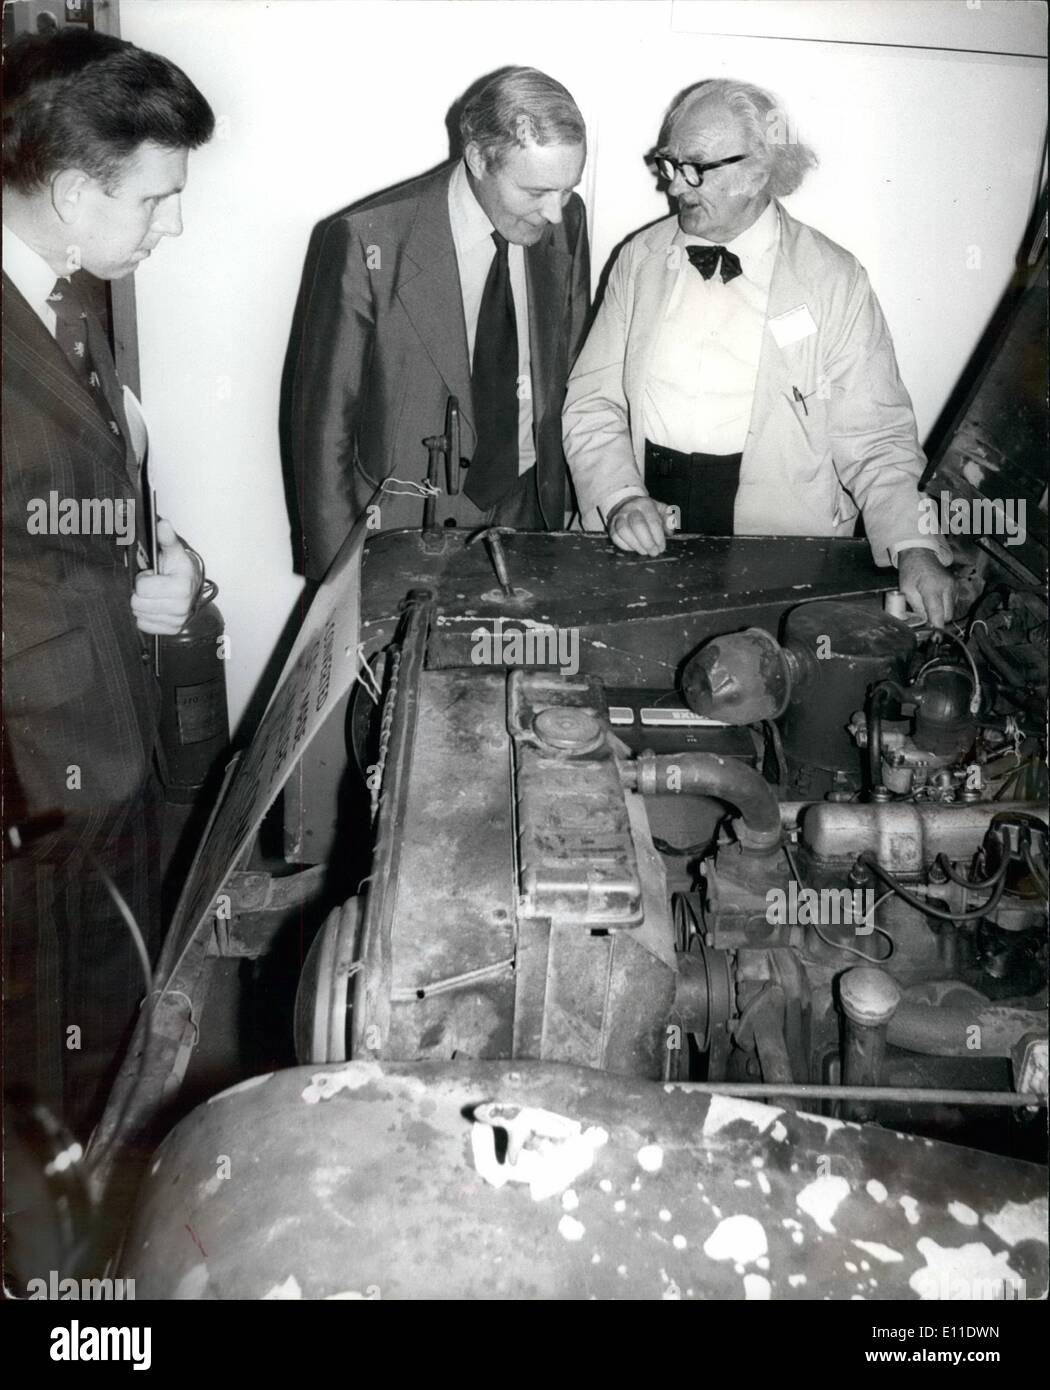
[421,396,463,539]
[467,525,520,600]
[445,396,461,496]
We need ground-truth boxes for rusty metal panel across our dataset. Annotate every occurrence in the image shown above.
[119,1060,1048,1301]
[383,670,516,1061]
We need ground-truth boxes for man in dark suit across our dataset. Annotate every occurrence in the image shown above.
[287,67,591,580]
[2,28,214,1134]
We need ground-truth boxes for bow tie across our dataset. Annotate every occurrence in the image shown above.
[686,244,742,284]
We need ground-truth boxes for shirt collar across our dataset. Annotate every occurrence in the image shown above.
[2,222,63,321]
[448,158,497,252]
[675,198,779,256]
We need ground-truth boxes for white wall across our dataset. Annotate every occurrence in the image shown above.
[117,0,1047,733]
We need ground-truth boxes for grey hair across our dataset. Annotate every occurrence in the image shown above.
[660,79,817,197]
[458,66,585,168]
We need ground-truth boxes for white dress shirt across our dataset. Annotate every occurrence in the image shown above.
[600,201,779,523]
[3,222,60,336]
[448,160,536,476]
[643,199,780,456]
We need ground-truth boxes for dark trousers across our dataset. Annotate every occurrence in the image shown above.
[644,440,742,535]
[3,776,161,1138]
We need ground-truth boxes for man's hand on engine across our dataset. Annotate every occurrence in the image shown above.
[605,496,677,557]
[897,547,955,630]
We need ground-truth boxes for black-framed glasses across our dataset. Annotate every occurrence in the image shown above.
[651,152,748,187]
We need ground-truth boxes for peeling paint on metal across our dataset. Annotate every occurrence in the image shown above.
[558,1215,585,1242]
[744,1273,771,1299]
[853,1239,903,1263]
[262,1275,302,1299]
[701,1095,783,1137]
[909,1238,1023,1301]
[703,1214,768,1265]
[899,1195,921,1226]
[797,1175,850,1234]
[866,1179,888,1203]
[562,1189,579,1212]
[301,1063,384,1104]
[757,1171,772,1195]
[673,1234,687,1250]
[949,1202,979,1227]
[983,1196,1048,1247]
[802,1113,851,1139]
[637,1143,664,1172]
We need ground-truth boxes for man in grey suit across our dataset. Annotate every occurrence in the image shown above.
[563,79,956,629]
[287,67,591,581]
[2,28,213,1132]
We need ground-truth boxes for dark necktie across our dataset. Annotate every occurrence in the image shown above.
[686,244,743,284]
[48,277,128,444]
[48,276,146,565]
[465,231,519,509]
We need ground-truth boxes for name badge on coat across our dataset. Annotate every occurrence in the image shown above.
[768,304,817,349]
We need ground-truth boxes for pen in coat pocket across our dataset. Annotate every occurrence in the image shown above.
[792,385,809,417]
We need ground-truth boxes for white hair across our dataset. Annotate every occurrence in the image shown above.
[661,78,818,197]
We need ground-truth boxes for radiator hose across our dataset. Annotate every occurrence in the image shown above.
[623,752,781,852]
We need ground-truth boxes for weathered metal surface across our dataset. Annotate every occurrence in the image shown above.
[362,530,897,685]
[351,591,434,1062]
[119,1059,1047,1301]
[290,531,894,869]
[511,672,642,928]
[361,669,517,1062]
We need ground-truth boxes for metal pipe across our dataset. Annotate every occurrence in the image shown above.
[839,967,902,1122]
[626,752,781,851]
[665,1083,1043,1107]
[866,679,906,789]
[887,1002,1047,1059]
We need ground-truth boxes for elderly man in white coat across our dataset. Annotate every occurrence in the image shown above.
[562,79,955,628]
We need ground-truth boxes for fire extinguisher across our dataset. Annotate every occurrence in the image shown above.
[156,571,230,805]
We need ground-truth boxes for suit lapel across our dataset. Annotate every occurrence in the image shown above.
[396,167,476,444]
[3,273,133,488]
[524,229,569,426]
[746,204,821,463]
[627,219,679,463]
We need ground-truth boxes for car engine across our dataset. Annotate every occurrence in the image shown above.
[295,562,1047,1160]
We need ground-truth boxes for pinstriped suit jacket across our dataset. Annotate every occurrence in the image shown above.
[2,273,160,856]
